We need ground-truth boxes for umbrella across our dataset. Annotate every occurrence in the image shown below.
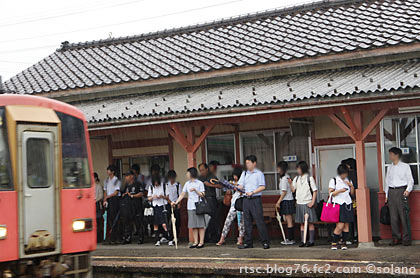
[303,213,309,244]
[403,196,411,241]
[171,207,178,249]
[103,210,107,241]
[210,179,245,193]
[276,208,287,243]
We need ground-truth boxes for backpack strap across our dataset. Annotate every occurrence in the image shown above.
[176,182,180,197]
[307,175,313,195]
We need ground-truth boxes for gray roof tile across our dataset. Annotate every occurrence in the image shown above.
[4,0,420,95]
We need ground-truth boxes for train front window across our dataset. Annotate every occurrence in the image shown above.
[26,138,52,188]
[0,109,11,190]
[57,112,91,188]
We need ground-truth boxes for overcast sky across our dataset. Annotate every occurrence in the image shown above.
[0,0,310,80]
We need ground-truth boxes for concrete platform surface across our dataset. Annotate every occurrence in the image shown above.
[92,241,420,277]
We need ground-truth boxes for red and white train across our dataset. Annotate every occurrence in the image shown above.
[0,95,96,278]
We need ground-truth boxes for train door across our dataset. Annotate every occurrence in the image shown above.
[18,125,61,257]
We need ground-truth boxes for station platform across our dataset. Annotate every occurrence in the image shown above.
[92,240,420,277]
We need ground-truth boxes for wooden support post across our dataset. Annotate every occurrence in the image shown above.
[355,140,373,243]
[235,126,240,164]
[107,135,113,165]
[329,108,388,245]
[376,125,384,193]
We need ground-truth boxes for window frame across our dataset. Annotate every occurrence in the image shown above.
[0,108,13,191]
[26,137,54,189]
[56,112,91,189]
[381,116,420,190]
[205,133,236,166]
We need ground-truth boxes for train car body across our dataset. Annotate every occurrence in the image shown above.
[0,95,96,278]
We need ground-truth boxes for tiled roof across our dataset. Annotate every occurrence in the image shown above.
[77,60,420,125]
[4,0,420,95]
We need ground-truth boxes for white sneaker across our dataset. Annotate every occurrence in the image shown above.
[160,237,168,243]
[281,239,294,245]
[155,241,161,246]
[168,241,174,246]
[346,241,352,245]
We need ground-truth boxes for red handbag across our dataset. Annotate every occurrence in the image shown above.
[320,193,340,223]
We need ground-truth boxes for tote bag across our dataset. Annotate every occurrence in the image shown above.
[380,204,391,225]
[195,197,212,215]
[320,193,340,223]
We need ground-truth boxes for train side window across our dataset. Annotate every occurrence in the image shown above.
[56,112,91,188]
[26,138,52,188]
[0,109,12,190]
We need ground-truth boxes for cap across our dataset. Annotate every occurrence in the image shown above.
[124,170,135,176]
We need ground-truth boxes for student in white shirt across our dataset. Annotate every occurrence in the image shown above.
[147,177,173,246]
[328,164,355,250]
[173,167,206,249]
[275,161,296,245]
[166,170,182,236]
[290,161,317,247]
[386,147,414,246]
[103,165,121,243]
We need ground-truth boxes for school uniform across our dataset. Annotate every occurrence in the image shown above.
[328,177,354,223]
[385,161,414,243]
[148,183,169,226]
[104,176,121,242]
[183,179,206,228]
[166,181,182,234]
[293,174,317,223]
[238,169,269,247]
[279,174,296,215]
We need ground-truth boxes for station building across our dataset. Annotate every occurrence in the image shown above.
[4,0,420,244]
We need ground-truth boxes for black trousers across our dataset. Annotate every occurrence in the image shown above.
[107,196,120,242]
[205,196,221,242]
[243,197,269,245]
[134,203,144,241]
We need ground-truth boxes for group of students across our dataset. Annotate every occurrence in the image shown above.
[94,146,413,249]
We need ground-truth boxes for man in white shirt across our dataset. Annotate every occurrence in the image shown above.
[386,147,414,246]
[103,165,122,244]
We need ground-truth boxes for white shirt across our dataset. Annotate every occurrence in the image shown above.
[147,183,168,207]
[328,176,352,205]
[166,181,182,203]
[183,179,205,210]
[104,176,121,196]
[279,174,294,201]
[385,161,414,197]
[293,174,317,205]
[95,182,104,202]
[237,169,266,197]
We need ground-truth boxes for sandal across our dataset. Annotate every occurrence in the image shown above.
[216,241,225,246]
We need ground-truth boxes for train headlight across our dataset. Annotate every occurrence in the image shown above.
[72,219,92,232]
[0,225,6,239]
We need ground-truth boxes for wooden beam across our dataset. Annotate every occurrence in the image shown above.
[361,109,389,141]
[169,124,190,151]
[341,107,360,138]
[111,138,169,149]
[191,124,214,153]
[328,114,356,141]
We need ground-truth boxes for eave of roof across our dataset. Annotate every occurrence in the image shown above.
[75,59,420,129]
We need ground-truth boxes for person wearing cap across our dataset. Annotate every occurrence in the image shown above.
[120,170,145,244]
